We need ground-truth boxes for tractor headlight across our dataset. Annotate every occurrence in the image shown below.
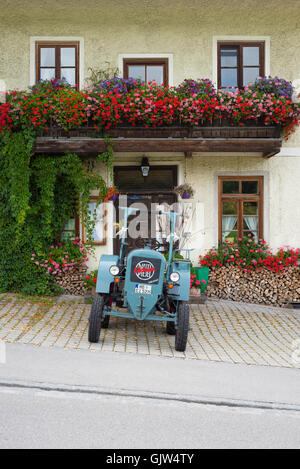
[170,272,180,283]
[109,265,120,276]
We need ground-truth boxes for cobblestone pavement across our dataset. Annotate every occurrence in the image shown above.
[0,294,299,368]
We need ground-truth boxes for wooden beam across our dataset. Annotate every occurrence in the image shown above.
[34,137,282,156]
[184,151,193,159]
[263,151,278,159]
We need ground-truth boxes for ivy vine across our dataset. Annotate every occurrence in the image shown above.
[0,131,110,296]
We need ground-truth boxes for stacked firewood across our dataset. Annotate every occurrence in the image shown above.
[206,265,300,306]
[54,265,87,295]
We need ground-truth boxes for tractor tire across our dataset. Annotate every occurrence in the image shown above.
[166,321,176,335]
[101,314,110,329]
[175,302,189,352]
[101,296,112,328]
[88,294,104,343]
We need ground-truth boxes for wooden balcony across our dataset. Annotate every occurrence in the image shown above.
[34,125,282,158]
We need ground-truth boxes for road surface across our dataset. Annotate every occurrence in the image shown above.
[0,343,299,449]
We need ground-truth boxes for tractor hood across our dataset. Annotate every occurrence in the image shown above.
[124,248,166,320]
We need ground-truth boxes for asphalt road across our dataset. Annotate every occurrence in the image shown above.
[0,385,299,449]
[0,343,299,449]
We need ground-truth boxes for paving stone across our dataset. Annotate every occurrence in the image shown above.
[0,296,300,368]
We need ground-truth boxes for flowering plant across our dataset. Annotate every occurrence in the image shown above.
[31,238,91,276]
[248,76,294,100]
[176,78,216,98]
[199,237,300,273]
[94,77,142,94]
[103,186,119,201]
[83,269,98,290]
[190,274,207,290]
[30,78,72,94]
[1,77,300,137]
[174,183,194,197]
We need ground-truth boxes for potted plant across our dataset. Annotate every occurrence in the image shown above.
[193,266,209,293]
[190,265,209,296]
[190,273,201,296]
[174,183,194,199]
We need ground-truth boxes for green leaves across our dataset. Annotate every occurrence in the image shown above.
[1,132,33,229]
[0,134,108,296]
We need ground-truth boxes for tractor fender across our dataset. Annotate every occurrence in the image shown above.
[96,254,119,294]
[169,259,191,302]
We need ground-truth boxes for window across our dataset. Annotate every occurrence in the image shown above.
[218,42,264,90]
[123,59,168,85]
[60,215,80,242]
[219,177,263,244]
[36,42,79,87]
[82,198,107,245]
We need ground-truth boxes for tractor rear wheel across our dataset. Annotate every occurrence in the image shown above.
[88,294,104,343]
[166,321,176,335]
[175,302,189,352]
[101,314,110,329]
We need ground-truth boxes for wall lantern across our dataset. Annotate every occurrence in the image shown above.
[141,157,150,177]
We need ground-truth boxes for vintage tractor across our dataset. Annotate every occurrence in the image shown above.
[88,207,191,351]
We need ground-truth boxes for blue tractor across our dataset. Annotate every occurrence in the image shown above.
[88,207,191,351]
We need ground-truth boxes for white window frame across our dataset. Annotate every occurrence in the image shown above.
[212,36,270,89]
[118,54,174,87]
[30,36,84,89]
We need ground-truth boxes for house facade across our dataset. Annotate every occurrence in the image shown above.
[1,0,300,269]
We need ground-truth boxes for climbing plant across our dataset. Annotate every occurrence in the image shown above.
[0,131,109,295]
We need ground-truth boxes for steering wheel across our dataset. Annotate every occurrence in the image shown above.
[135,238,163,251]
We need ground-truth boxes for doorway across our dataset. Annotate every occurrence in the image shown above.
[113,165,178,254]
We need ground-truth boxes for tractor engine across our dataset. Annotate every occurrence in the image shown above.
[124,247,166,319]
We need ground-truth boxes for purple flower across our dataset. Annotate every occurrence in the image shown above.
[248,76,294,100]
[176,79,216,98]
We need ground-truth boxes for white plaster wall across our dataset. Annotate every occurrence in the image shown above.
[186,153,300,263]
[87,152,300,269]
[0,0,299,268]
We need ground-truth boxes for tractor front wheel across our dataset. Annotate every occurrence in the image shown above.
[88,294,105,343]
[175,302,189,352]
[101,296,111,329]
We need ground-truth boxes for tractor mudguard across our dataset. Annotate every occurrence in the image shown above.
[96,254,119,294]
[168,259,191,302]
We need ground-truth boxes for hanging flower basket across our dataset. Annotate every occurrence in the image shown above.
[174,183,194,199]
[181,192,191,199]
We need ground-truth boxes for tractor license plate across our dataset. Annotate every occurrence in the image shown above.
[135,284,152,295]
